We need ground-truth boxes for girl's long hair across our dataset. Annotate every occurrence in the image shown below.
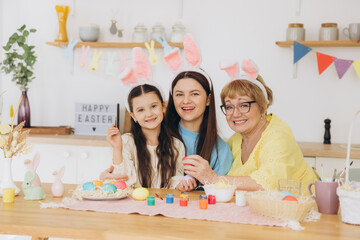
[165,71,218,166]
[128,84,178,188]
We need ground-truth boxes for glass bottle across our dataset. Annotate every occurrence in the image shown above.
[150,23,166,41]
[170,21,186,43]
[132,23,148,43]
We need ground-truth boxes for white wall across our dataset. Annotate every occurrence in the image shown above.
[1,0,360,144]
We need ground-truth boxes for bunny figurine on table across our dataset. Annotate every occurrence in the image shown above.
[52,166,65,197]
[22,171,46,200]
[24,152,41,187]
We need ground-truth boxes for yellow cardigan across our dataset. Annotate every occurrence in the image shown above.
[226,114,316,196]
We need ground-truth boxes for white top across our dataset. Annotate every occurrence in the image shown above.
[113,133,185,188]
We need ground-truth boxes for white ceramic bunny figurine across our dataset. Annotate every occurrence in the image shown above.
[24,152,41,187]
[52,166,65,197]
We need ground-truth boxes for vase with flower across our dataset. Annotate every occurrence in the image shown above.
[0,25,37,128]
[0,121,31,196]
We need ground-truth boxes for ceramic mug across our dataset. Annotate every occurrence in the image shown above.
[343,23,360,40]
[308,181,339,214]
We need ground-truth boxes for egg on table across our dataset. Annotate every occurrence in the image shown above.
[114,180,127,190]
[132,187,149,200]
[82,182,96,191]
[101,183,117,193]
[91,180,103,189]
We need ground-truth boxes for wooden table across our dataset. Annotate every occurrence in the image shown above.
[1,183,359,240]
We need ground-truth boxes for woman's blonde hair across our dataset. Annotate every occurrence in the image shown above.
[220,75,273,114]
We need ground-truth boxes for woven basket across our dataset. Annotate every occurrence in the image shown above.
[336,109,360,225]
[245,191,315,221]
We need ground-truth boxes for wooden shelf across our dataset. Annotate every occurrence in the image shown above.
[46,41,183,48]
[276,40,360,47]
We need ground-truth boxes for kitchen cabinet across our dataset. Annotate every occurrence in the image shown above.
[315,157,360,180]
[275,40,360,47]
[46,41,183,49]
[304,157,316,168]
[8,143,113,185]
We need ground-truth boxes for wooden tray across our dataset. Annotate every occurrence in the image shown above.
[24,126,73,135]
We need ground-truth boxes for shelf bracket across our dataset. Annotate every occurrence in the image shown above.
[291,45,298,78]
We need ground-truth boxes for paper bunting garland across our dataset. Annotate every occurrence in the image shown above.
[316,52,336,75]
[292,41,360,79]
[294,41,312,64]
[333,59,353,79]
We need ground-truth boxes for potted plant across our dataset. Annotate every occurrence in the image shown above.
[0,25,37,127]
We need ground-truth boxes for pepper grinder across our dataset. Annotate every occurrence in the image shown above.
[324,118,331,144]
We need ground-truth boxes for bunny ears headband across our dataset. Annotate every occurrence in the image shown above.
[157,34,213,92]
[219,59,269,104]
[119,47,166,112]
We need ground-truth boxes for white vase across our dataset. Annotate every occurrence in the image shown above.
[0,157,20,196]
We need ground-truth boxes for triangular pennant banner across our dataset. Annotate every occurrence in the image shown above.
[333,58,353,79]
[353,61,360,78]
[316,52,336,75]
[293,41,312,64]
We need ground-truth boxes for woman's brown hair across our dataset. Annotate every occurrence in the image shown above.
[165,71,218,165]
[128,84,179,188]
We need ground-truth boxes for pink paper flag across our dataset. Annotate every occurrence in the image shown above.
[353,60,360,78]
[333,58,353,79]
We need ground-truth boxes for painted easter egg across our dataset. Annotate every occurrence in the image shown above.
[114,180,127,190]
[280,192,296,199]
[83,182,96,191]
[282,195,298,202]
[101,183,117,193]
[132,187,149,201]
[91,180,103,188]
[182,175,195,187]
[182,156,192,166]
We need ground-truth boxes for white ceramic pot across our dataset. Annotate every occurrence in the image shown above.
[79,24,100,42]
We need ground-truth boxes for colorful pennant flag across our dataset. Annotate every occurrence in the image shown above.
[333,59,353,79]
[316,52,336,75]
[353,61,360,78]
[293,41,312,64]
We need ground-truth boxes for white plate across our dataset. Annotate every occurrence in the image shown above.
[82,195,128,201]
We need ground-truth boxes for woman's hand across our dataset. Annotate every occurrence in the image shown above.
[99,165,129,182]
[106,124,122,150]
[176,178,197,192]
[183,155,219,184]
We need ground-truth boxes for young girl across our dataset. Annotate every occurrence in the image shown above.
[101,84,185,189]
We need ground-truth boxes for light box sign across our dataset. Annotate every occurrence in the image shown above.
[75,103,118,136]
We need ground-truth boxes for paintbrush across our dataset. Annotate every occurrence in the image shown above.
[332,169,337,182]
[312,167,321,181]
[338,161,354,179]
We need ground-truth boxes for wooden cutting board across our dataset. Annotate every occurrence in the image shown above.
[24,126,73,135]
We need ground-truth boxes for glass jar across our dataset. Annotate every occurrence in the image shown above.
[132,23,148,43]
[286,23,305,41]
[319,23,338,41]
[150,23,166,41]
[170,21,186,43]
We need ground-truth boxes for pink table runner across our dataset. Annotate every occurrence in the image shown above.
[65,197,285,227]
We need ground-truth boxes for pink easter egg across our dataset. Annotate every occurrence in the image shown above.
[114,180,127,190]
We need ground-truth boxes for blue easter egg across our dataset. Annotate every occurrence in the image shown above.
[280,191,296,199]
[101,183,117,193]
[83,182,96,191]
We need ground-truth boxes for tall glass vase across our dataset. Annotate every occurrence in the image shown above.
[18,91,31,127]
[0,157,20,196]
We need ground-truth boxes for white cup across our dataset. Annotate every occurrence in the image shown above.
[343,23,360,40]
[235,190,247,206]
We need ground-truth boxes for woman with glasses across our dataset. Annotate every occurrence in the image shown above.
[183,72,316,196]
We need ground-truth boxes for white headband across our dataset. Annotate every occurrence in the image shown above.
[219,59,269,104]
[171,67,213,94]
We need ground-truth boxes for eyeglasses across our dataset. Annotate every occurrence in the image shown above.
[220,101,256,115]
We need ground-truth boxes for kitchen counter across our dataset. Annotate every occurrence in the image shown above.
[27,135,360,159]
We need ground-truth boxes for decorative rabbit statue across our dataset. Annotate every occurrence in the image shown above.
[24,152,41,187]
[52,166,65,197]
[22,171,46,200]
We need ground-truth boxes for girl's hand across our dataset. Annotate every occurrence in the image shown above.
[99,165,129,182]
[176,178,197,192]
[183,155,219,184]
[106,124,122,150]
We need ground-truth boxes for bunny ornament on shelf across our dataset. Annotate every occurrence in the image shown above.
[22,152,46,200]
[52,166,65,197]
